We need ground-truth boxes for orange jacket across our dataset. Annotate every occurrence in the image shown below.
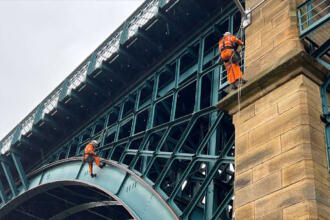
[219,35,243,52]
[84,143,96,159]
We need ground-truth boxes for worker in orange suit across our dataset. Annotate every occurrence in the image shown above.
[84,140,105,178]
[219,32,247,92]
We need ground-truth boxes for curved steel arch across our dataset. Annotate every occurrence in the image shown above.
[0,157,179,220]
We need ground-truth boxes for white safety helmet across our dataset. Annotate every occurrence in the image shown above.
[224,31,231,36]
[90,140,99,146]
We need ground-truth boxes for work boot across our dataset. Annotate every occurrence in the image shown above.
[100,162,105,169]
[232,82,238,90]
[224,84,233,94]
[241,78,247,84]
[91,173,97,178]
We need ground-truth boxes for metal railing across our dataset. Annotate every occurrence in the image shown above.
[297,0,329,37]
[0,0,169,154]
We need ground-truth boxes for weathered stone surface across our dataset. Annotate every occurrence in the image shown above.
[235,133,249,158]
[282,160,314,187]
[280,125,311,152]
[253,144,313,182]
[236,137,281,174]
[256,209,283,220]
[225,1,330,219]
[249,104,309,148]
[254,180,316,218]
[235,171,281,208]
[235,169,253,191]
[282,200,319,220]
[235,202,254,220]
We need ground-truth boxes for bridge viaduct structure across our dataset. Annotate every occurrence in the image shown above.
[0,0,329,219]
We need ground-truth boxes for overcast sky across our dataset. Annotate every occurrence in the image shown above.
[0,0,143,140]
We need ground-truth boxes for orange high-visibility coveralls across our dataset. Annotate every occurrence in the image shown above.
[219,35,244,84]
[84,143,101,175]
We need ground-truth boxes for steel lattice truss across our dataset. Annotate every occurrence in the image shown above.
[39,20,241,218]
[0,1,244,219]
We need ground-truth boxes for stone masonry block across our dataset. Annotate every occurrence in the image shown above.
[235,169,253,191]
[256,209,283,220]
[235,171,281,208]
[235,202,254,220]
[282,200,319,220]
[254,75,304,115]
[253,144,313,183]
[249,104,309,148]
[282,159,314,187]
[277,90,308,114]
[235,133,249,157]
[280,125,311,152]
[255,180,316,218]
[236,105,278,138]
[236,137,281,174]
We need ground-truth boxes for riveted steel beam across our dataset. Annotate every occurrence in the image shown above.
[0,160,18,197]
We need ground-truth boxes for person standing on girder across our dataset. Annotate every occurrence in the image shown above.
[84,140,105,178]
[219,32,247,92]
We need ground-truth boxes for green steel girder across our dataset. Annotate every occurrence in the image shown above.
[11,153,29,191]
[48,200,120,220]
[0,176,7,204]
[0,2,242,219]
[0,158,179,220]
[0,160,18,197]
[43,191,114,220]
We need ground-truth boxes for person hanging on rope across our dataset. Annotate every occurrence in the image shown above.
[219,31,247,92]
[84,139,105,178]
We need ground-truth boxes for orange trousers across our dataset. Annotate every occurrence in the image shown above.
[87,155,101,175]
[221,49,242,84]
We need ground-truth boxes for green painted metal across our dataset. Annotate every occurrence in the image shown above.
[0,1,242,219]
[0,172,7,204]
[298,0,329,38]
[0,158,178,220]
[297,0,329,69]
[1,160,18,197]
[321,76,330,170]
[11,153,29,190]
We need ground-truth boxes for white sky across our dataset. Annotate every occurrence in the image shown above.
[0,0,143,140]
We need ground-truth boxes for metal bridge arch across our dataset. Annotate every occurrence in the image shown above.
[0,158,178,220]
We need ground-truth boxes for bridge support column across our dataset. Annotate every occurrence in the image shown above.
[217,0,330,219]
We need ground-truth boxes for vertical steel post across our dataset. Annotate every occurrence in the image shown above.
[11,152,29,190]
[170,58,180,121]
[307,0,313,27]
[131,91,141,136]
[195,39,204,112]
[321,77,330,170]
[100,114,110,150]
[0,178,7,203]
[75,135,84,156]
[120,21,129,45]
[229,14,234,33]
[115,104,125,142]
[1,160,18,197]
[143,76,159,172]
[205,60,220,219]
[87,52,97,76]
